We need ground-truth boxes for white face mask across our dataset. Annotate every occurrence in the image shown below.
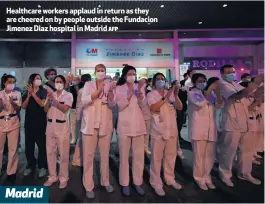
[34,79,42,87]
[126,76,135,84]
[96,72,105,80]
[6,84,15,91]
[55,83,64,91]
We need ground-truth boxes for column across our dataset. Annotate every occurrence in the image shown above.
[71,32,76,75]
[173,30,180,80]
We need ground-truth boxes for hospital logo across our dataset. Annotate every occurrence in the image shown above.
[86,48,98,56]
[0,186,49,203]
[150,48,171,57]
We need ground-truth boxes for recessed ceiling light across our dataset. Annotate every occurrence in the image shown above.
[184,32,186,35]
[198,21,202,24]
[96,33,98,35]
[53,33,56,35]
[139,33,142,36]
[98,5,101,8]
[38,5,41,8]
[223,4,227,7]
[148,23,151,25]
[160,5,164,8]
[11,33,13,35]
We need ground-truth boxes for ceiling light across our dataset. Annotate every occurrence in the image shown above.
[160,5,164,8]
[96,33,98,35]
[38,5,41,8]
[223,4,227,7]
[198,21,202,24]
[148,23,151,25]
[53,33,56,35]
[184,33,186,35]
[139,33,142,36]
[98,5,101,8]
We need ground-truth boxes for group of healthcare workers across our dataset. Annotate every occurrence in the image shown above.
[0,64,264,198]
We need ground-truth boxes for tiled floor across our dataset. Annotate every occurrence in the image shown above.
[1,110,264,203]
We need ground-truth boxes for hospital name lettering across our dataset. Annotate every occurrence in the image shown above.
[106,52,144,57]
[5,188,43,198]
[191,59,247,68]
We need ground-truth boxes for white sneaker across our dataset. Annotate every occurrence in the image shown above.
[171,182,182,190]
[196,181,208,191]
[153,187,165,196]
[44,178,58,186]
[70,139,76,145]
[23,169,32,176]
[221,177,234,187]
[238,175,261,185]
[206,181,216,189]
[38,168,47,178]
[145,150,151,156]
[59,181,68,189]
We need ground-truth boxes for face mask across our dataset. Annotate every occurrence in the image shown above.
[34,79,42,87]
[126,76,135,84]
[96,72,105,80]
[156,80,165,89]
[55,83,64,91]
[6,84,15,91]
[225,73,235,82]
[196,82,207,90]
[49,75,56,81]
[71,81,78,86]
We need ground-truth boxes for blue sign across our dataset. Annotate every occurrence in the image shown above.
[105,48,144,57]
[0,186,49,203]
[86,48,98,56]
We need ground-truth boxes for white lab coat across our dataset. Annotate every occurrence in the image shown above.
[72,88,84,166]
[187,88,222,184]
[218,80,253,180]
[147,89,180,189]
[115,83,146,186]
[46,90,73,183]
[81,81,114,191]
[0,89,21,175]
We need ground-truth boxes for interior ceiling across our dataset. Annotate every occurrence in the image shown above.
[0,1,263,31]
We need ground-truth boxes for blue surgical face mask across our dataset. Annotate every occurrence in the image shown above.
[225,73,235,82]
[71,81,78,86]
[196,82,207,90]
[49,75,56,81]
[156,80,165,89]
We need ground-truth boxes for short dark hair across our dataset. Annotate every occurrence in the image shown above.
[187,69,194,77]
[117,65,136,86]
[1,74,16,90]
[148,78,153,83]
[152,73,165,87]
[54,75,66,84]
[183,73,188,78]
[220,64,234,74]
[44,68,57,79]
[191,73,207,85]
[205,77,219,91]
[239,81,251,88]
[241,73,251,80]
[79,74,91,89]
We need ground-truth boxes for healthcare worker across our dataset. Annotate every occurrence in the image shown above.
[139,78,151,155]
[72,74,91,167]
[43,68,57,93]
[0,74,21,180]
[81,64,115,199]
[218,64,263,187]
[44,75,73,189]
[147,73,183,196]
[69,76,80,144]
[188,74,223,190]
[239,81,263,165]
[22,74,48,178]
[184,69,196,89]
[115,65,146,196]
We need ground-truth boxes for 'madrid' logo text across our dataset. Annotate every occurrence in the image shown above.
[5,188,43,198]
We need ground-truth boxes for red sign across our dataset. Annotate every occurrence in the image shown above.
[157,48,162,54]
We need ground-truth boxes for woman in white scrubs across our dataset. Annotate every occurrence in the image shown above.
[0,75,21,180]
[139,78,151,155]
[44,75,73,189]
[188,74,223,191]
[81,64,115,199]
[72,74,91,167]
[147,73,183,196]
[115,65,146,196]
